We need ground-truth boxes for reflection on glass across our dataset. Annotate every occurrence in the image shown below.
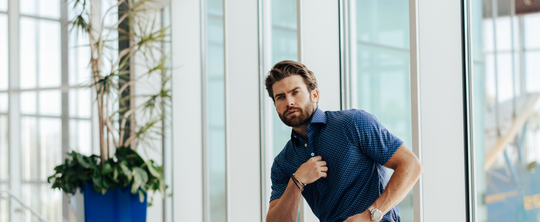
[39,20,61,88]
[207,0,226,221]
[20,0,60,19]
[39,90,61,116]
[0,15,7,90]
[20,91,36,115]
[20,17,37,89]
[353,1,413,221]
[69,29,92,86]
[0,93,7,113]
[0,115,8,181]
[472,0,540,221]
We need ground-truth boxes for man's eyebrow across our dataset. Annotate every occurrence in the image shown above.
[274,87,301,98]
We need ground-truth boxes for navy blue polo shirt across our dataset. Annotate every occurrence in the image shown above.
[270,108,403,222]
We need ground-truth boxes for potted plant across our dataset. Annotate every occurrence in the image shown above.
[47,0,170,221]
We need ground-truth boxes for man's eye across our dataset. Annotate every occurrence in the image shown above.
[276,96,284,100]
[293,91,299,95]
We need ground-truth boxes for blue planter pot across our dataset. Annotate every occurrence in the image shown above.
[82,182,148,222]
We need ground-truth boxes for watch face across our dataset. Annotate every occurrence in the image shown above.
[372,210,383,220]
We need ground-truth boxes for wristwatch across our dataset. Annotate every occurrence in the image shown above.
[367,206,383,222]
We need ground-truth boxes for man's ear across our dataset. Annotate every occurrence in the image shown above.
[311,88,319,103]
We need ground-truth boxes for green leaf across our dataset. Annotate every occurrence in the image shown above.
[119,163,133,181]
[76,154,91,168]
[131,167,148,194]
[102,162,113,175]
[113,167,119,181]
[146,160,160,178]
[138,190,145,203]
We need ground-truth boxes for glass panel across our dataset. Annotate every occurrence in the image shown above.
[0,115,8,181]
[471,0,540,221]
[69,29,92,86]
[21,184,61,222]
[353,1,413,221]
[526,51,540,93]
[207,0,226,219]
[0,183,9,222]
[21,117,38,181]
[20,17,37,89]
[0,14,7,90]
[39,20,61,88]
[40,184,63,221]
[69,119,92,155]
[20,0,60,19]
[0,0,6,12]
[102,0,118,28]
[39,118,61,181]
[69,88,92,118]
[523,12,540,49]
[20,91,36,115]
[39,90,61,116]
[0,93,7,113]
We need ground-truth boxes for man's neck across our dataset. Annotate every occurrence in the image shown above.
[292,106,317,142]
[292,124,309,142]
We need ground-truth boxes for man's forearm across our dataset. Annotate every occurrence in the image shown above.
[372,160,422,214]
[266,178,303,222]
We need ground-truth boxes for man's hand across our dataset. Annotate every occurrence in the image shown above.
[294,156,327,185]
[343,210,372,222]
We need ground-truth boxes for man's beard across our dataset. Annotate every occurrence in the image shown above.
[278,100,316,128]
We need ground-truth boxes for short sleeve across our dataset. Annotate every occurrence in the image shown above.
[354,110,403,165]
[269,159,289,202]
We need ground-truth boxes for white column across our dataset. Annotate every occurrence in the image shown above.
[171,0,203,221]
[8,0,21,220]
[298,0,341,221]
[409,0,467,221]
[223,0,262,221]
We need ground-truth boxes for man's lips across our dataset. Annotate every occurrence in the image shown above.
[287,109,300,116]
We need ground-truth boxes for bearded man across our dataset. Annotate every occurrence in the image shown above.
[265,60,423,222]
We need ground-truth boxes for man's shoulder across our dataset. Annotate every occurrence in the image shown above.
[325,109,373,123]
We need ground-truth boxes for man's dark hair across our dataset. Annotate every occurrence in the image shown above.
[264,60,318,102]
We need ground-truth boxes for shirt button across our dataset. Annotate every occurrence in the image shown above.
[304,143,308,147]
[294,135,297,138]
[311,153,314,157]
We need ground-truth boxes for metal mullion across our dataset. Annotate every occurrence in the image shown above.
[19,14,59,23]
[60,1,70,220]
[8,0,21,220]
[408,0,423,221]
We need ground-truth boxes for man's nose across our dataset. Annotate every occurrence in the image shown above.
[286,96,295,106]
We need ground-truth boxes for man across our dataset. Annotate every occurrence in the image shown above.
[265,60,422,222]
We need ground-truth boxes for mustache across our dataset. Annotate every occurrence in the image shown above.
[284,107,301,115]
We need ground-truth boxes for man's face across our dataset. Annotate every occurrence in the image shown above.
[272,75,319,128]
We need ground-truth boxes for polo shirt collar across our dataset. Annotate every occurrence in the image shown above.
[310,108,326,124]
[290,108,326,140]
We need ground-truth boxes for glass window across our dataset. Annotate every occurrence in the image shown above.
[206,0,226,221]
[0,14,7,90]
[471,0,540,221]
[0,115,8,181]
[351,1,413,221]
[0,0,6,12]
[0,93,7,113]
[20,0,60,19]
[20,17,37,89]
[38,20,61,88]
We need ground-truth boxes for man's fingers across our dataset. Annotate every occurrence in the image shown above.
[317,161,327,167]
[320,172,327,178]
[311,156,322,161]
[320,166,328,172]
